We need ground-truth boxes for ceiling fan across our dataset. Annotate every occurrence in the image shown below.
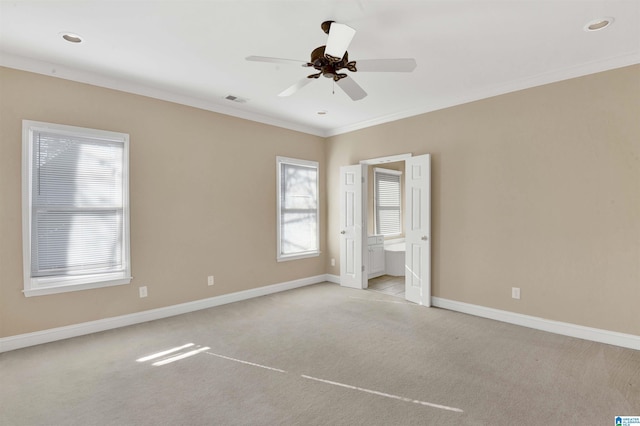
[246,21,417,101]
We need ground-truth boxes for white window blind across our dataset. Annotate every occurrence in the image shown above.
[23,121,131,296]
[375,168,402,236]
[277,157,319,261]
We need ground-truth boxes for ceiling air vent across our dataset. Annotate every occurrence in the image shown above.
[224,94,248,103]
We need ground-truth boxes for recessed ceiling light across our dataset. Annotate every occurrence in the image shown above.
[61,32,83,43]
[584,17,614,32]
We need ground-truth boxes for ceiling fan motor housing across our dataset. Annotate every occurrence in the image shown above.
[307,45,357,81]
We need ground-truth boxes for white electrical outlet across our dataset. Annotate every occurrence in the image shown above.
[139,286,148,298]
[208,275,214,286]
[331,258,335,266]
[512,287,520,300]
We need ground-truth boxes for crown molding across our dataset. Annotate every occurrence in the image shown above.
[0,53,326,137]
[324,50,640,137]
[2,50,638,139]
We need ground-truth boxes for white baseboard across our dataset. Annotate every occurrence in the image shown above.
[5,279,636,353]
[325,274,340,284]
[0,274,330,353]
[432,297,640,351]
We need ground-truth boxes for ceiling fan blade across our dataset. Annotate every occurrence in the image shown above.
[324,23,356,60]
[337,76,367,101]
[354,58,417,72]
[246,56,308,67]
[278,77,314,97]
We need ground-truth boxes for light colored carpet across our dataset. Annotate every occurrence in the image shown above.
[1,283,638,425]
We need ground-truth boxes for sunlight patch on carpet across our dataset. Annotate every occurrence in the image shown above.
[136,343,210,366]
[301,374,464,413]
[205,351,287,373]
[136,343,195,362]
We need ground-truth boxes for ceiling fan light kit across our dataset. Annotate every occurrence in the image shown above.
[247,20,417,101]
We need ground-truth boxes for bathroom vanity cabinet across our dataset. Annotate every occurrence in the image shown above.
[367,235,385,279]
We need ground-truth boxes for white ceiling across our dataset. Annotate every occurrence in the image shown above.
[1,1,639,137]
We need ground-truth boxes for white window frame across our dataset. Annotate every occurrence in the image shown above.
[22,120,132,297]
[276,156,320,262]
[374,167,402,237]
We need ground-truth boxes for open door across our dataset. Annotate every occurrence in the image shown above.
[339,164,367,289]
[404,154,431,306]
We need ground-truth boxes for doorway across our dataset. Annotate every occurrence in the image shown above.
[339,153,431,306]
[366,160,405,298]
[368,275,405,298]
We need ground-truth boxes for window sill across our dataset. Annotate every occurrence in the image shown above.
[277,252,320,262]
[24,273,132,297]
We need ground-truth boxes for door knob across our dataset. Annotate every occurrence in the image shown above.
[421,236,428,241]
[341,230,346,234]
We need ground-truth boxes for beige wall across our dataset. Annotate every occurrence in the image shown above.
[326,65,640,336]
[1,64,638,340]
[0,67,326,337]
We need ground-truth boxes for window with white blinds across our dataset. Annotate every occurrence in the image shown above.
[276,157,319,261]
[22,121,131,296]
[374,168,402,236]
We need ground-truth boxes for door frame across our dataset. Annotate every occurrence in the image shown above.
[360,153,413,166]
[339,152,431,306]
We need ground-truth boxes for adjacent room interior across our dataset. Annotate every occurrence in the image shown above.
[0,1,639,424]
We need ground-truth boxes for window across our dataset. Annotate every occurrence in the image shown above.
[374,168,402,236]
[276,156,319,261]
[22,120,131,296]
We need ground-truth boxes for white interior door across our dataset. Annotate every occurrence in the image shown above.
[404,154,431,306]
[340,164,366,289]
